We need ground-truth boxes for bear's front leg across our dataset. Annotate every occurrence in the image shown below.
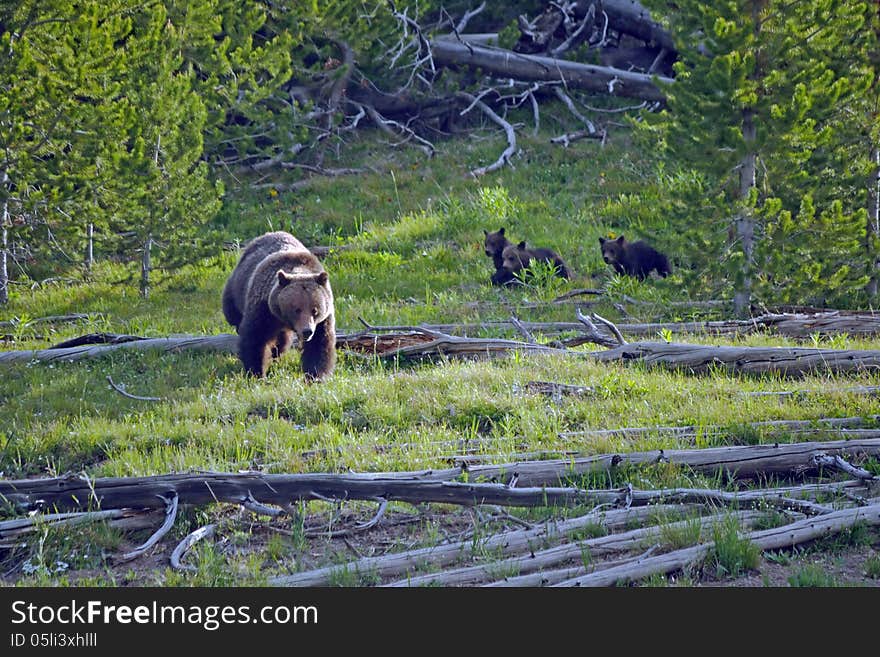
[300,313,336,382]
[237,306,279,377]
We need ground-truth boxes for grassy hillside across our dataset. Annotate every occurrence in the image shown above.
[2,126,879,587]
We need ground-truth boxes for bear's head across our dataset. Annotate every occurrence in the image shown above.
[501,241,531,274]
[483,227,509,258]
[599,235,627,266]
[269,270,333,344]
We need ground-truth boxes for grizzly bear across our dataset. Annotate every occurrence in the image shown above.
[222,231,336,381]
[483,227,517,286]
[599,235,670,281]
[501,240,571,282]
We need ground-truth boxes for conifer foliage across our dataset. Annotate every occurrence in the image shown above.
[641,0,879,312]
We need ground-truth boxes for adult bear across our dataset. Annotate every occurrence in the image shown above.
[222,231,336,381]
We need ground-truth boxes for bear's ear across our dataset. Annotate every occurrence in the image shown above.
[498,227,505,235]
[277,270,293,287]
[517,240,527,249]
[599,237,606,245]
[483,229,488,236]
[315,271,329,286]
[616,235,625,244]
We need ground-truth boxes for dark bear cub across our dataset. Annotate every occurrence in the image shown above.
[483,227,516,286]
[222,231,336,381]
[501,240,571,281]
[599,235,670,281]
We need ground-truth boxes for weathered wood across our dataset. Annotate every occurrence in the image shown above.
[385,510,762,587]
[3,469,860,515]
[49,333,146,349]
[430,39,672,102]
[269,504,689,587]
[0,330,562,364]
[553,501,880,586]
[0,334,239,364]
[0,508,164,539]
[590,340,880,377]
[462,439,880,486]
[0,474,641,512]
[558,415,880,440]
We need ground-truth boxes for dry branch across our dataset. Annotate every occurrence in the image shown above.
[553,501,880,586]
[106,375,164,402]
[170,523,216,572]
[0,508,164,540]
[456,92,517,177]
[116,493,179,563]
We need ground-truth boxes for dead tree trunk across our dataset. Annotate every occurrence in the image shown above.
[462,438,880,486]
[589,340,880,376]
[430,39,672,102]
[866,146,880,299]
[1,170,9,305]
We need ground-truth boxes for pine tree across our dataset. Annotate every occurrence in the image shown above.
[0,0,135,300]
[641,0,873,313]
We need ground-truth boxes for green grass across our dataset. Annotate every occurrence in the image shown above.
[707,515,761,580]
[787,564,841,588]
[3,127,880,586]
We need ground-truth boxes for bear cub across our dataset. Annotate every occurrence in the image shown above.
[483,227,517,286]
[599,235,670,281]
[501,240,571,281]
[222,231,336,381]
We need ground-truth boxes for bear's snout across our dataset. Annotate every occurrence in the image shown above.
[299,326,315,342]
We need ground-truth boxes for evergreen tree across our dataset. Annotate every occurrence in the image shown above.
[641,0,873,312]
[0,0,135,300]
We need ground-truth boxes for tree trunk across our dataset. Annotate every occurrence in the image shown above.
[1,170,9,305]
[430,39,671,102]
[734,107,757,317]
[85,222,94,273]
[866,146,879,299]
[140,234,151,299]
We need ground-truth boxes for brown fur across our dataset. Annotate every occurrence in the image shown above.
[599,235,670,281]
[501,240,571,281]
[483,227,517,286]
[222,231,336,380]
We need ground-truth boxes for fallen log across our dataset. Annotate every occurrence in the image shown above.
[461,439,880,486]
[590,340,880,376]
[0,334,239,365]
[0,330,560,365]
[1,465,869,517]
[0,472,613,512]
[553,501,880,586]
[430,39,672,102]
[386,510,762,587]
[558,415,880,440]
[0,508,164,540]
[270,504,691,587]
